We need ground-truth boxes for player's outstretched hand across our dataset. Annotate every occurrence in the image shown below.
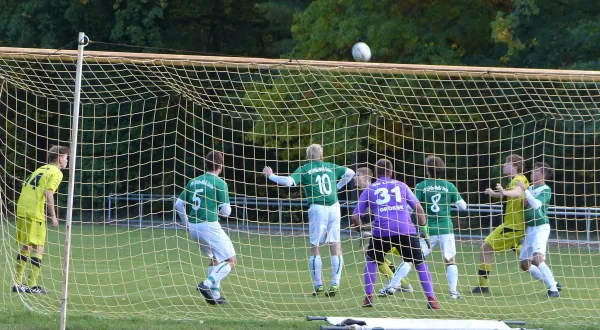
[484,188,495,195]
[262,166,273,177]
[495,183,504,193]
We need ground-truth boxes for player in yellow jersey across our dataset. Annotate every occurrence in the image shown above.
[12,145,69,294]
[472,154,529,294]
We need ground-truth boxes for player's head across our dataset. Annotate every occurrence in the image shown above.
[306,144,323,160]
[532,162,552,183]
[205,151,224,175]
[376,159,393,178]
[503,154,523,176]
[48,145,69,169]
[425,155,445,178]
[354,167,373,189]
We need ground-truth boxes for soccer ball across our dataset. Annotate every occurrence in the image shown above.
[352,42,371,62]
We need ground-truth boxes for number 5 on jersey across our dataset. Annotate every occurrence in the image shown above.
[192,189,204,210]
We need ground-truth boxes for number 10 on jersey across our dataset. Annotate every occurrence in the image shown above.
[315,174,332,195]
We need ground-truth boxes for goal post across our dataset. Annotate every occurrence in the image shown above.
[0,44,599,328]
[59,32,88,330]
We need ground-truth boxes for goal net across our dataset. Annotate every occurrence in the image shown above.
[0,46,599,327]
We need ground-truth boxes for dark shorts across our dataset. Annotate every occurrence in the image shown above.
[366,234,425,265]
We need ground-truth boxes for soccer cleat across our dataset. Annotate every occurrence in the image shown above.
[214,296,228,304]
[197,282,216,303]
[556,282,562,292]
[362,295,374,307]
[312,285,324,296]
[324,285,339,297]
[427,297,441,310]
[11,284,30,293]
[29,286,48,294]
[547,290,560,298]
[471,286,490,294]
[377,286,396,297]
[449,291,461,300]
[395,283,414,293]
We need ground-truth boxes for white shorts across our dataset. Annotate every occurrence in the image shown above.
[519,224,550,260]
[188,222,236,263]
[308,202,341,246]
[422,234,456,261]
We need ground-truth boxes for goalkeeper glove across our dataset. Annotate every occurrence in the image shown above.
[418,225,431,250]
[418,225,430,239]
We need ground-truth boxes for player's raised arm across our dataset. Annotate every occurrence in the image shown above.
[516,180,543,210]
[217,182,232,217]
[405,186,426,226]
[484,187,503,198]
[452,184,468,211]
[351,188,370,230]
[174,190,189,226]
[263,166,296,187]
[496,182,525,198]
[335,166,355,190]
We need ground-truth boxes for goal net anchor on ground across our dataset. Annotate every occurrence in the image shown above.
[306,316,533,330]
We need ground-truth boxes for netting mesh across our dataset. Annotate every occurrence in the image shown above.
[1,48,599,325]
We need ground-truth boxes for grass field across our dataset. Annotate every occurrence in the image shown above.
[1,222,599,329]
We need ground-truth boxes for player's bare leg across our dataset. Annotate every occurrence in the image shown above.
[472,242,493,293]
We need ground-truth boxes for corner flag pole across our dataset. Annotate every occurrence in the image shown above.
[60,32,88,330]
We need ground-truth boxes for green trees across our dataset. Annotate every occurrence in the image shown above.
[291,0,600,69]
[0,0,312,56]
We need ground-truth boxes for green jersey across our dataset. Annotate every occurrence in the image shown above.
[524,184,551,227]
[178,173,230,223]
[414,179,463,235]
[290,160,347,206]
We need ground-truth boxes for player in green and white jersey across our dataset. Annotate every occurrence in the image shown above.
[414,156,467,299]
[516,162,561,297]
[175,151,235,305]
[263,144,355,297]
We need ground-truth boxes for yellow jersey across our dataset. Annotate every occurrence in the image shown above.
[502,174,529,230]
[16,164,63,221]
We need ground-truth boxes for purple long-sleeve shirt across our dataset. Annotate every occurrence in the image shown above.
[353,177,419,237]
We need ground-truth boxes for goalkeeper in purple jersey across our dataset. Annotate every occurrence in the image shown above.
[352,159,440,309]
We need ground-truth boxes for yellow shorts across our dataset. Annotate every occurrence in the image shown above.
[16,215,46,246]
[485,225,524,252]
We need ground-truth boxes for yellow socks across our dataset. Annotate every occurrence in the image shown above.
[15,250,30,285]
[401,278,410,287]
[478,263,492,287]
[27,253,42,288]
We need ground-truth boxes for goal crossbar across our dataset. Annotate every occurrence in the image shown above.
[1,46,600,80]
